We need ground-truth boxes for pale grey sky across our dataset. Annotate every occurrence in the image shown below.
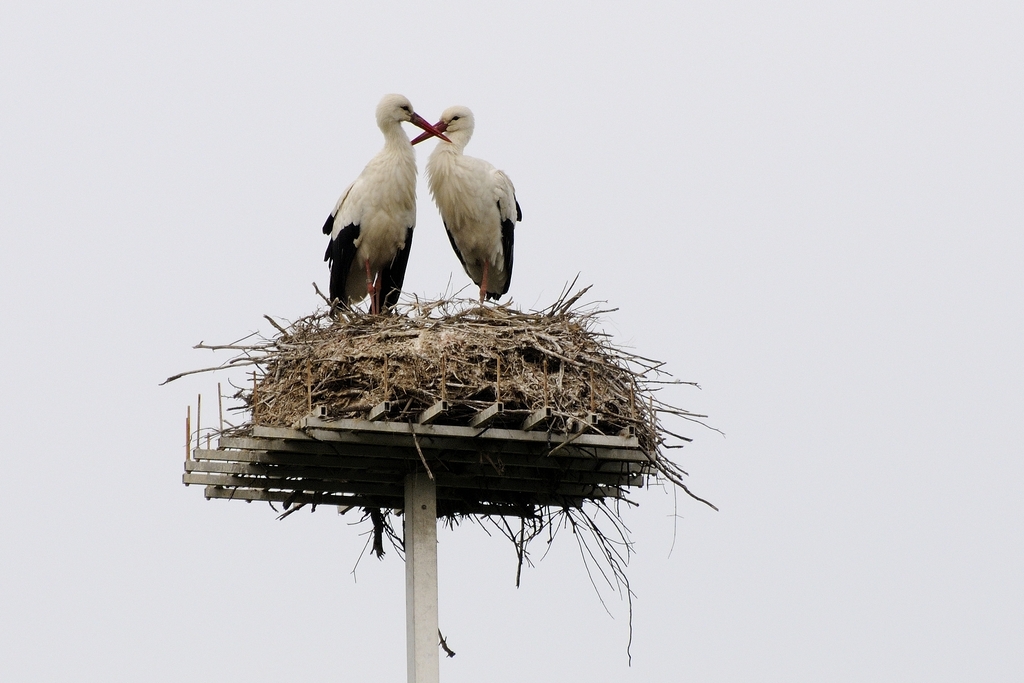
[1,1,1021,681]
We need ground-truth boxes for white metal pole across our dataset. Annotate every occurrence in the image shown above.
[405,473,439,683]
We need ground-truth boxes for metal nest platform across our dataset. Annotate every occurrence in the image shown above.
[184,409,652,518]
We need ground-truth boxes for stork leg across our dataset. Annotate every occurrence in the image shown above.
[479,261,489,303]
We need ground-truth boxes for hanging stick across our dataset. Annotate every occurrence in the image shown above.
[383,355,390,399]
[252,371,258,424]
[185,406,191,461]
[411,430,434,480]
[649,394,656,433]
[196,393,202,451]
[218,382,224,433]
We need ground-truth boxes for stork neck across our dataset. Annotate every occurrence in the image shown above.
[381,120,413,153]
[435,134,469,156]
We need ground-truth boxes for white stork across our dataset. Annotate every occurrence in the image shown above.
[411,106,522,302]
[322,94,449,314]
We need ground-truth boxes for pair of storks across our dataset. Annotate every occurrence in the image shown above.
[322,94,522,314]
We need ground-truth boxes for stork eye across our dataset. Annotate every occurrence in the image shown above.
[401,105,411,112]
[450,115,460,121]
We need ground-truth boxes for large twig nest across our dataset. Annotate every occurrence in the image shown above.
[223,288,706,489]
[167,287,713,506]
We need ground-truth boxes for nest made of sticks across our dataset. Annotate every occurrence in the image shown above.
[174,287,711,494]
[268,295,655,438]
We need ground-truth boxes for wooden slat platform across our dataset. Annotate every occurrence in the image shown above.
[185,412,654,517]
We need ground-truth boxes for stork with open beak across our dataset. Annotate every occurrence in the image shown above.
[322,94,450,314]
[412,106,522,303]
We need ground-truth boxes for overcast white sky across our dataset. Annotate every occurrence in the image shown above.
[1,1,1022,681]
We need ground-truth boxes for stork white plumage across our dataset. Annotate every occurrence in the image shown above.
[322,94,449,314]
[412,106,522,302]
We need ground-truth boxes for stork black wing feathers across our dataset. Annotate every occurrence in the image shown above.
[490,198,518,300]
[443,221,468,272]
[379,227,414,312]
[326,223,360,307]
[321,212,335,236]
[492,220,515,300]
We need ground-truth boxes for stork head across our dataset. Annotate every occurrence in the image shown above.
[410,105,475,146]
[376,94,450,143]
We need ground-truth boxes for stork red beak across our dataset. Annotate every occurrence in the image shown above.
[409,113,450,144]
[411,120,448,146]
